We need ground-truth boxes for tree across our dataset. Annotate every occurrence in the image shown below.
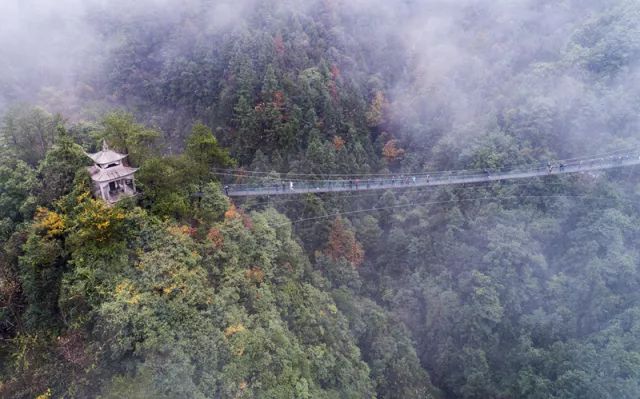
[0,158,37,230]
[185,122,234,185]
[1,106,60,166]
[324,217,364,268]
[95,112,160,167]
[36,126,89,205]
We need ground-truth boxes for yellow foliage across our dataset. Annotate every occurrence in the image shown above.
[167,224,196,237]
[35,207,65,237]
[76,190,91,203]
[115,280,141,305]
[162,282,185,295]
[224,323,246,337]
[36,388,52,399]
[382,139,405,162]
[75,198,126,242]
[366,91,386,127]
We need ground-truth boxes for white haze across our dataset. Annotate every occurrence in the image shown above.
[1,0,638,157]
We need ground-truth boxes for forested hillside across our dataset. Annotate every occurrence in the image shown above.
[2,1,640,398]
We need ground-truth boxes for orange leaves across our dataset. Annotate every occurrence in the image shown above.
[332,135,345,151]
[207,227,224,249]
[273,90,285,108]
[245,266,265,284]
[35,207,65,237]
[324,217,364,267]
[225,204,253,229]
[225,204,240,220]
[382,139,405,162]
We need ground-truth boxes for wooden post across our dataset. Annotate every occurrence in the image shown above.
[100,183,108,202]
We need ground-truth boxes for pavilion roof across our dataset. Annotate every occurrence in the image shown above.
[85,140,128,165]
[88,164,138,183]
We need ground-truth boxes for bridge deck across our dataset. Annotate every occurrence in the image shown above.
[226,155,640,197]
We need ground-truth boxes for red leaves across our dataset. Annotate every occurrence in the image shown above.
[207,227,224,249]
[330,64,341,80]
[56,330,89,367]
[273,34,285,56]
[332,135,346,151]
[324,217,364,267]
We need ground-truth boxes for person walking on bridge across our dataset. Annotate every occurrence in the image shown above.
[289,181,294,191]
[224,185,229,196]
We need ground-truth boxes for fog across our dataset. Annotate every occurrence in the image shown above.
[1,0,638,153]
[3,2,640,398]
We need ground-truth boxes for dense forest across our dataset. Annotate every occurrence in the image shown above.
[2,0,640,398]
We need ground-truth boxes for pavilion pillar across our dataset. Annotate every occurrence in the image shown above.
[100,183,107,201]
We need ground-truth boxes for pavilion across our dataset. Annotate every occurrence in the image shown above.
[85,141,137,203]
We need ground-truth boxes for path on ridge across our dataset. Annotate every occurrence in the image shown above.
[226,153,640,197]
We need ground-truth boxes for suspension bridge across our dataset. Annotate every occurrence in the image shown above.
[224,151,640,197]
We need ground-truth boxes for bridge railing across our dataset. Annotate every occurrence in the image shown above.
[225,152,640,195]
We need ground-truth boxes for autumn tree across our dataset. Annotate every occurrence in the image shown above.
[324,217,365,267]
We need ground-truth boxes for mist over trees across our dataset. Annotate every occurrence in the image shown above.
[2,1,640,398]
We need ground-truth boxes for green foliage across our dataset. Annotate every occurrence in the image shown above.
[94,111,160,166]
[196,181,230,225]
[0,106,60,166]
[136,156,194,219]
[5,2,640,398]
[19,221,67,330]
[36,126,90,205]
[185,122,235,184]
[568,1,640,77]
[0,158,37,234]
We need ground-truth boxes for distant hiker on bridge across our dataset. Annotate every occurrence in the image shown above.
[289,181,294,191]
[412,176,417,184]
[547,162,553,173]
[426,175,430,183]
[224,185,229,196]
[355,179,360,189]
[559,163,565,171]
